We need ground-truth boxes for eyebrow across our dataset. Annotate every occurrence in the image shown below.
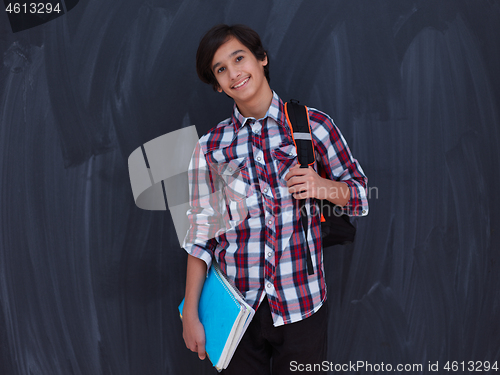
[212,49,246,72]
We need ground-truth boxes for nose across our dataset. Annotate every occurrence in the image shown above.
[228,65,241,81]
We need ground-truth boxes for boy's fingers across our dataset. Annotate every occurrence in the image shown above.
[285,165,303,180]
[287,176,307,189]
[285,169,306,182]
[197,342,206,360]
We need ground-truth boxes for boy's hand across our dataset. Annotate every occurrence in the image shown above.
[182,314,207,360]
[284,165,326,200]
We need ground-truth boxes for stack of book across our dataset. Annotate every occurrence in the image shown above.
[179,262,255,371]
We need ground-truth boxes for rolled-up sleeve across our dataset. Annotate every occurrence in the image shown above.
[182,140,224,271]
[310,109,369,217]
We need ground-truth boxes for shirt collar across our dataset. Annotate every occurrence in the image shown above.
[231,91,288,132]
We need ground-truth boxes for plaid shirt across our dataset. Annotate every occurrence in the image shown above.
[183,91,368,326]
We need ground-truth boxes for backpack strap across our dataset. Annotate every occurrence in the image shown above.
[284,100,315,167]
[284,100,315,275]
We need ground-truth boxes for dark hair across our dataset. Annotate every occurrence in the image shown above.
[196,24,270,91]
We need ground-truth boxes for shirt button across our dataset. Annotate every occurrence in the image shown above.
[362,210,366,214]
[228,167,233,172]
[267,252,272,257]
[289,152,294,156]
[266,283,272,289]
[257,156,262,161]
[264,187,269,193]
[268,220,272,225]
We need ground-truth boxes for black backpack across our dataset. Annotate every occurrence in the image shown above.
[284,100,356,275]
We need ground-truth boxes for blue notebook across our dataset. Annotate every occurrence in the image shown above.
[179,262,255,371]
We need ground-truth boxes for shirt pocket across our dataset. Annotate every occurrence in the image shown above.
[212,156,254,228]
[214,156,252,203]
[271,143,298,185]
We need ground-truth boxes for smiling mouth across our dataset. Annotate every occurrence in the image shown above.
[232,77,249,89]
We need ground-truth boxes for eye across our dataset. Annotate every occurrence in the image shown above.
[236,55,244,62]
[217,66,225,74]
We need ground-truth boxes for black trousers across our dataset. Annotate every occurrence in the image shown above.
[221,296,328,375]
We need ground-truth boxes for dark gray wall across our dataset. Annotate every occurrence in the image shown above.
[1,1,499,374]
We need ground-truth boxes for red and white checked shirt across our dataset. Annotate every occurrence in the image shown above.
[183,91,368,326]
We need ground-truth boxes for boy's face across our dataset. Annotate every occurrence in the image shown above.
[211,37,268,106]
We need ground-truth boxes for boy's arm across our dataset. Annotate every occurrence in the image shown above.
[181,138,225,360]
[311,110,369,216]
[181,139,220,360]
[285,111,368,214]
[182,254,208,360]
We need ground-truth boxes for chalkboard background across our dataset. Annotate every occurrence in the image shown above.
[1,1,499,374]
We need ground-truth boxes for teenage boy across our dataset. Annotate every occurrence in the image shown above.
[182,24,368,375]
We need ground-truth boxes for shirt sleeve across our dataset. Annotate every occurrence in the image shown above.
[310,109,369,216]
[182,140,225,271]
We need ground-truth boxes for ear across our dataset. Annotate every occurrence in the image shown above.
[213,80,222,92]
[261,53,268,67]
